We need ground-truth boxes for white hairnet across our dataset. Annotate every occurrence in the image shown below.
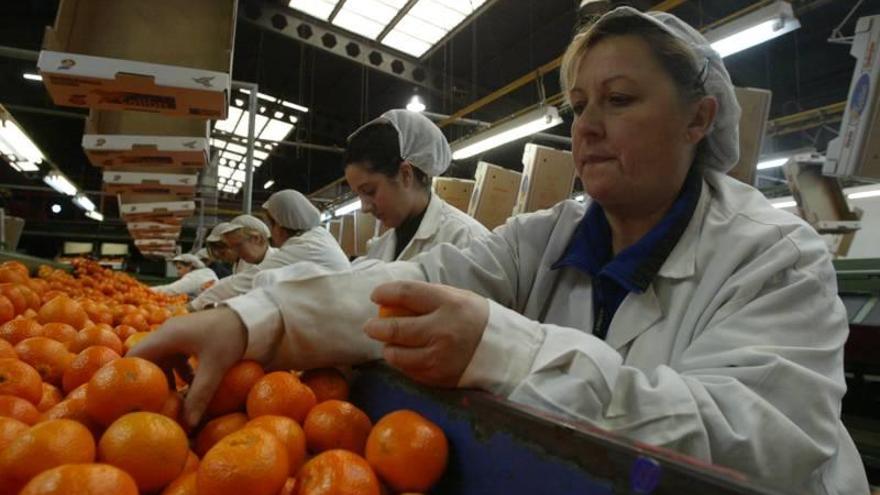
[262,189,320,230]
[349,109,452,177]
[195,248,209,260]
[172,254,205,269]
[593,7,742,172]
[207,222,240,242]
[230,214,271,239]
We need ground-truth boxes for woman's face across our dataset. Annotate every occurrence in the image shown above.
[345,162,418,229]
[209,242,237,264]
[569,35,711,214]
[174,262,192,276]
[223,230,267,264]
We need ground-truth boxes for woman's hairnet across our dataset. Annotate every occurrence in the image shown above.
[195,248,210,261]
[172,254,205,269]
[229,215,271,239]
[262,189,321,230]
[207,222,240,243]
[349,109,452,177]
[576,7,742,172]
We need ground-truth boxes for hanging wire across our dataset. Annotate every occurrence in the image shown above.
[828,0,865,45]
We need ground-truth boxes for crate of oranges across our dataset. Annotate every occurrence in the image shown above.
[0,258,773,494]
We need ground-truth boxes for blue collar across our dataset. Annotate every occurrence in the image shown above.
[553,169,702,293]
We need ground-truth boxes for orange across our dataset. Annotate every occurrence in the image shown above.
[18,285,42,312]
[162,471,198,495]
[0,394,40,424]
[198,426,289,495]
[160,391,184,426]
[62,345,121,394]
[14,337,74,386]
[207,360,266,416]
[24,278,48,296]
[0,419,96,493]
[113,324,138,342]
[195,412,249,457]
[0,267,28,285]
[182,450,200,475]
[98,411,190,492]
[36,383,62,412]
[0,416,28,451]
[377,305,420,318]
[40,290,66,306]
[148,306,172,325]
[303,400,372,455]
[365,410,448,492]
[0,261,29,279]
[296,449,381,495]
[0,283,29,315]
[41,322,78,348]
[37,295,89,330]
[120,312,150,333]
[82,301,113,326]
[85,357,169,426]
[247,371,317,423]
[0,337,16,358]
[71,325,123,355]
[0,357,43,403]
[123,331,150,354]
[18,463,138,495]
[41,385,101,435]
[0,294,14,325]
[248,415,308,475]
[0,318,43,345]
[301,368,350,403]
[278,477,297,495]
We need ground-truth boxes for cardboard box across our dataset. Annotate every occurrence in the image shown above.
[783,155,860,234]
[354,210,378,256]
[340,214,356,257]
[134,238,176,250]
[127,221,181,240]
[432,178,475,213]
[468,161,522,231]
[84,110,209,169]
[513,144,576,215]
[38,0,236,118]
[329,220,342,244]
[103,171,198,196]
[119,196,195,222]
[729,87,772,185]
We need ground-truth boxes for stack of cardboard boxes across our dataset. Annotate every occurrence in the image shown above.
[37,0,237,258]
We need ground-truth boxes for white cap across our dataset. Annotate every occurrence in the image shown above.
[594,7,741,172]
[195,248,210,260]
[348,109,452,177]
[262,189,320,230]
[172,254,205,269]
[230,214,271,239]
[207,222,241,242]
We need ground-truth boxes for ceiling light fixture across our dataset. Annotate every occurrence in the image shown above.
[51,203,62,214]
[705,0,801,58]
[22,73,43,82]
[406,94,426,113]
[450,106,563,160]
[43,172,78,196]
[334,198,362,217]
[73,193,96,212]
[85,210,104,221]
[263,179,275,189]
[756,157,790,170]
[848,188,880,200]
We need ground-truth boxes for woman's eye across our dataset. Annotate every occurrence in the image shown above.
[571,103,586,115]
[609,94,633,106]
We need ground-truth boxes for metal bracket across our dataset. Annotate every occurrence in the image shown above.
[240,2,445,93]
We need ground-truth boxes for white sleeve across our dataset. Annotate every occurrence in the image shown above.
[190,266,259,310]
[151,273,206,297]
[459,235,850,493]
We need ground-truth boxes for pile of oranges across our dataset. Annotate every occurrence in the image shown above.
[0,259,449,495]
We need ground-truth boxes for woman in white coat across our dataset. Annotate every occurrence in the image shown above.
[133,7,868,494]
[151,254,218,298]
[188,190,350,310]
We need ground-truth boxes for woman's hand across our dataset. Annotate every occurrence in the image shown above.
[128,307,247,427]
[364,280,489,387]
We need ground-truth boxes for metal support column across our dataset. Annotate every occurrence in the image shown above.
[232,81,259,215]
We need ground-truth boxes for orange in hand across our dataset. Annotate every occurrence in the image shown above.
[85,357,169,426]
[303,400,372,455]
[365,410,448,492]
[296,449,380,495]
[377,305,420,318]
[247,371,316,423]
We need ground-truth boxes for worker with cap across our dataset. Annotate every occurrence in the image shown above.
[151,253,218,298]
[206,222,247,274]
[222,214,277,267]
[132,7,868,493]
[188,189,349,311]
[196,247,231,280]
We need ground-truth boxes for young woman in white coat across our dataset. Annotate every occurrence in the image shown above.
[133,7,868,494]
[188,190,349,310]
[150,254,218,298]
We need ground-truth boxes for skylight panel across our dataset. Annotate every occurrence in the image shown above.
[288,0,337,21]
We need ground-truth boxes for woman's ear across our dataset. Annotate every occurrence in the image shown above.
[398,161,415,188]
[687,95,718,144]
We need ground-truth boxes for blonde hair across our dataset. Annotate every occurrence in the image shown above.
[561,12,706,106]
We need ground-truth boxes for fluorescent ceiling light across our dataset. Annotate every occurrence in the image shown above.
[771,200,797,209]
[281,101,309,113]
[73,194,96,212]
[406,95,426,113]
[85,210,104,222]
[264,180,275,189]
[260,120,294,142]
[43,172,78,196]
[848,188,880,200]
[22,73,43,82]
[218,165,235,179]
[705,0,800,58]
[0,118,45,163]
[289,0,337,21]
[756,157,790,170]
[334,199,362,216]
[451,106,564,160]
[574,194,585,202]
[7,161,40,173]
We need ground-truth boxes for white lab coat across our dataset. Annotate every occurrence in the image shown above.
[190,228,348,310]
[357,193,489,263]
[225,170,867,494]
[151,268,218,298]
